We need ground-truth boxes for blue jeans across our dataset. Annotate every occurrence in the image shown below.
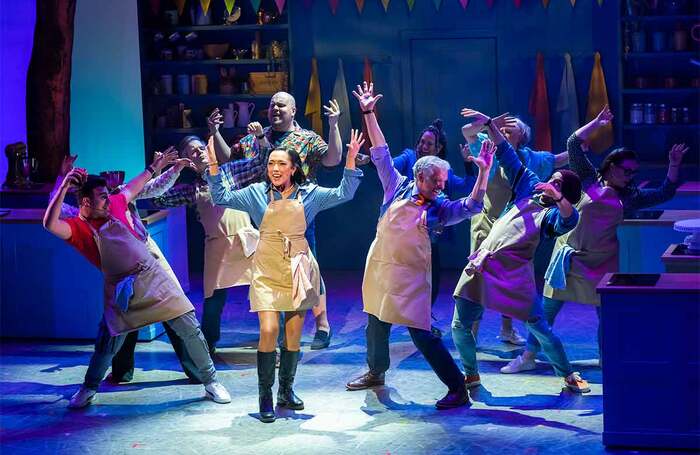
[452,296,574,377]
[365,314,464,391]
[526,296,602,357]
[84,311,216,389]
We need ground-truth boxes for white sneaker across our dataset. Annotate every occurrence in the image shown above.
[204,381,231,404]
[500,354,537,374]
[497,328,527,346]
[68,386,96,409]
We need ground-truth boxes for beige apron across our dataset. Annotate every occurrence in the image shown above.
[455,199,548,321]
[544,185,623,305]
[470,167,512,253]
[249,190,322,312]
[362,197,432,331]
[81,216,194,336]
[195,186,255,298]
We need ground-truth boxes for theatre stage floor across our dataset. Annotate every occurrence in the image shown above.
[0,271,659,454]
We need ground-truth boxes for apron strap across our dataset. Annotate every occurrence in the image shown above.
[507,166,527,206]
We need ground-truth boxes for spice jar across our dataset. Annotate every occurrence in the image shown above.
[644,103,656,124]
[630,103,644,124]
[671,107,679,123]
[657,104,669,123]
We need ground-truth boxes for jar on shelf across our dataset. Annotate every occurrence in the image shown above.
[657,104,669,124]
[681,107,691,123]
[630,103,644,124]
[671,107,680,123]
[643,103,656,124]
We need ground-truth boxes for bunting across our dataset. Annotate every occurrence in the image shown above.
[585,52,614,153]
[407,0,416,11]
[486,0,495,8]
[224,0,236,14]
[433,0,442,11]
[200,0,211,15]
[332,59,353,144]
[556,53,580,147]
[528,52,552,151]
[250,0,262,13]
[514,0,521,7]
[570,0,576,6]
[361,57,376,151]
[305,58,323,136]
[355,0,365,13]
[174,0,186,16]
[542,0,549,7]
[459,0,469,9]
[330,0,340,14]
[382,0,390,12]
[274,0,286,14]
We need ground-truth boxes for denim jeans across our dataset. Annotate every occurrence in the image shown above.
[365,314,464,391]
[452,296,573,377]
[84,311,216,389]
[202,288,229,349]
[526,296,602,357]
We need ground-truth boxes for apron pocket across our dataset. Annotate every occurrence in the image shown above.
[114,275,136,312]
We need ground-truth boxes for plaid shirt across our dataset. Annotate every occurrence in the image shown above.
[219,122,328,189]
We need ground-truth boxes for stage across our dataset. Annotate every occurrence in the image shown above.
[0,270,644,454]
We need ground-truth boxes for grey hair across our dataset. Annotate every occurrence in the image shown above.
[513,117,531,147]
[413,155,451,180]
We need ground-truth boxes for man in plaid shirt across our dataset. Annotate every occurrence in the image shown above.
[207,92,356,350]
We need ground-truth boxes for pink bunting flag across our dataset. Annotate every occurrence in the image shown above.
[355,0,365,13]
[274,0,285,14]
[514,0,521,7]
[459,0,469,9]
[329,0,340,14]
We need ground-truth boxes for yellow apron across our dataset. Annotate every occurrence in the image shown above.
[81,216,194,336]
[455,199,548,321]
[195,186,255,298]
[362,197,432,331]
[469,167,513,253]
[544,185,623,305]
[249,190,322,312]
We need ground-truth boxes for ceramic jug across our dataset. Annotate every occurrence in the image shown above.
[223,103,238,129]
[236,101,256,127]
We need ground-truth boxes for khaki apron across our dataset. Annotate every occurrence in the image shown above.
[455,199,548,321]
[249,190,322,312]
[362,197,432,331]
[469,167,513,253]
[544,185,623,305]
[195,186,255,298]
[81,216,194,336]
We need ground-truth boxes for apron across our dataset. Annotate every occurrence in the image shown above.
[81,215,194,336]
[544,185,623,305]
[362,196,432,331]
[455,198,548,321]
[470,167,513,253]
[195,186,255,298]
[249,190,322,312]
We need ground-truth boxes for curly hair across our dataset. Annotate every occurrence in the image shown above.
[416,119,447,159]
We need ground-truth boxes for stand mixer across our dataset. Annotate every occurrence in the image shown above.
[3,142,37,189]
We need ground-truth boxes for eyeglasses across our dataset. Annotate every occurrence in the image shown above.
[615,165,638,177]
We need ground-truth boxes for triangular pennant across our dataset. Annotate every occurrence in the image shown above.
[570,0,575,6]
[597,0,603,5]
[329,0,340,14]
[250,0,262,12]
[305,58,323,136]
[382,0,390,12]
[332,59,353,145]
[514,0,521,7]
[433,0,442,11]
[303,0,314,7]
[528,52,552,151]
[542,0,549,7]
[406,0,416,10]
[459,0,469,9]
[355,0,365,13]
[361,57,376,151]
[486,0,495,8]
[224,0,236,14]
[556,53,580,148]
[174,0,186,16]
[274,0,286,14]
[200,0,212,15]
[585,52,613,153]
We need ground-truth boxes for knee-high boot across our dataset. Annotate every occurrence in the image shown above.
[257,351,277,422]
[277,349,304,410]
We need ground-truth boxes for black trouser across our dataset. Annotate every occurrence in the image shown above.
[365,314,464,391]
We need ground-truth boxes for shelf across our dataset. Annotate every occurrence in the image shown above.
[623,123,700,130]
[154,127,247,134]
[622,15,698,23]
[145,24,288,32]
[145,58,285,66]
[622,88,700,94]
[625,52,700,58]
[150,94,272,101]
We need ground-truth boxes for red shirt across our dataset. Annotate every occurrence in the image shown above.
[65,193,141,268]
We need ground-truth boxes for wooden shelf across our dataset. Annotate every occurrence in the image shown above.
[622,88,700,95]
[145,58,285,66]
[622,15,698,23]
[153,127,247,134]
[145,24,288,32]
[625,51,699,58]
[149,94,272,101]
[623,123,700,130]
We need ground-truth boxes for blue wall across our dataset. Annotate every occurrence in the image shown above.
[287,0,620,270]
[70,0,146,179]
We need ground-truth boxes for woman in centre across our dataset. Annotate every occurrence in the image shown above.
[206,131,364,423]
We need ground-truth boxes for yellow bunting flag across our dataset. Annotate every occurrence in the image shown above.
[382,0,391,12]
[305,58,323,136]
[528,52,552,151]
[585,52,614,153]
[200,0,211,15]
[174,0,186,16]
[407,0,415,11]
[355,0,365,13]
[224,0,236,14]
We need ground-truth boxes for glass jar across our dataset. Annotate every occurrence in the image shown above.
[643,103,656,124]
[681,107,691,123]
[630,103,644,124]
[657,104,669,124]
[671,107,679,123]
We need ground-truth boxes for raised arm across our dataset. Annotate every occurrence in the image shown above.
[569,105,613,187]
[43,168,86,240]
[321,99,343,167]
[207,108,233,164]
[121,147,178,203]
[49,155,80,219]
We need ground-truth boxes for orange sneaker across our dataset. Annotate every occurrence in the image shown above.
[464,373,481,389]
[565,372,590,393]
